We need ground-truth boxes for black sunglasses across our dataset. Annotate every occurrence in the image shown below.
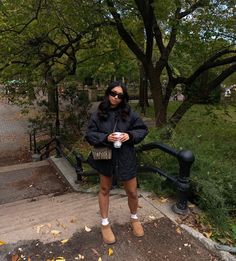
[109,90,124,99]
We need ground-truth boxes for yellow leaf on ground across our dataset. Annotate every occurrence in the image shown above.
[0,240,6,245]
[35,224,45,233]
[203,231,212,238]
[61,239,69,244]
[51,230,61,236]
[176,227,182,234]
[108,248,113,256]
[159,197,168,203]
[85,225,92,232]
[56,257,66,261]
[98,257,102,261]
[148,215,156,220]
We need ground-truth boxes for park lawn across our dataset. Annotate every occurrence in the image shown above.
[136,102,236,244]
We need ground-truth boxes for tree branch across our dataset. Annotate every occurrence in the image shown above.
[175,49,236,85]
[106,0,146,65]
[207,63,236,92]
[134,0,154,61]
[178,0,207,19]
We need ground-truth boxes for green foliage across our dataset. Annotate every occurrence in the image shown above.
[138,102,236,238]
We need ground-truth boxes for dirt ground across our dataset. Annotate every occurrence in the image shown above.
[1,218,221,261]
[0,162,72,204]
[0,149,32,167]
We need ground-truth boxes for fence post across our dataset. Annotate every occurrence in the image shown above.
[33,129,37,154]
[75,154,83,183]
[55,136,62,157]
[172,150,195,215]
[46,144,50,158]
[29,132,32,151]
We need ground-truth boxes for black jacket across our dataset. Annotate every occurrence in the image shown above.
[85,107,148,181]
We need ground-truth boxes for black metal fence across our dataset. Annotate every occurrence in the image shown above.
[75,141,195,215]
[29,128,195,215]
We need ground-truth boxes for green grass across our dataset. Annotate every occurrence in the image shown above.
[135,102,236,243]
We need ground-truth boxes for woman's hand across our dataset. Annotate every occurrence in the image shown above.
[107,132,130,142]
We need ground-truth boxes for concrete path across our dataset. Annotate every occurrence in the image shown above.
[0,99,30,165]
[0,101,28,151]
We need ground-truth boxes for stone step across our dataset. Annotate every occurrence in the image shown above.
[0,160,49,174]
[0,192,94,216]
[0,191,164,244]
[0,193,123,232]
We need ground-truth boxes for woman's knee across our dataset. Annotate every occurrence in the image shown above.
[126,189,138,200]
[99,185,111,196]
[99,175,112,196]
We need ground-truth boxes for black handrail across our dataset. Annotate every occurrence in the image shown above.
[75,142,195,215]
[29,126,195,215]
[135,142,195,215]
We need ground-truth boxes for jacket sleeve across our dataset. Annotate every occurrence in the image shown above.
[127,111,148,145]
[85,113,109,146]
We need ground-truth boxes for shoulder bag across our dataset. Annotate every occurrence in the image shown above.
[91,119,118,160]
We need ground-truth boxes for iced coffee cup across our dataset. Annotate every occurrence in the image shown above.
[113,132,122,148]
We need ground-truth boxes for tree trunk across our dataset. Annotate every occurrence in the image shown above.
[47,77,57,113]
[169,100,193,129]
[138,63,149,113]
[147,66,168,127]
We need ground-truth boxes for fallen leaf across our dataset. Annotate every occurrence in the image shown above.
[78,254,85,259]
[51,230,61,236]
[108,248,113,256]
[91,248,100,256]
[55,257,65,261]
[11,254,19,261]
[203,231,212,238]
[0,240,6,246]
[61,239,69,244]
[176,227,182,234]
[149,215,156,220]
[85,226,92,232]
[98,257,102,261]
[34,224,45,233]
[183,243,191,247]
[159,197,168,203]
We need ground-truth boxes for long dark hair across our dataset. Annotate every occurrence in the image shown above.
[97,81,130,120]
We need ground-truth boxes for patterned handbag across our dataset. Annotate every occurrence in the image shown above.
[91,146,112,160]
[91,119,118,160]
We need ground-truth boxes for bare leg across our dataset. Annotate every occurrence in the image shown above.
[98,175,113,218]
[123,177,144,237]
[98,175,116,244]
[123,177,138,214]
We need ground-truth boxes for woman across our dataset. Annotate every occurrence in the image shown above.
[85,81,148,244]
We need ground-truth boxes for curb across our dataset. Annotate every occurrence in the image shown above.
[181,225,236,261]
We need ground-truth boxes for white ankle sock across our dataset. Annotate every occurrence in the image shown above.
[101,218,109,226]
[131,213,138,219]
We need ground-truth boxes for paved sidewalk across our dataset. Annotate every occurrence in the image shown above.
[0,99,31,165]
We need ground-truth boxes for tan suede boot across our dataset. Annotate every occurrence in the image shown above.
[101,224,116,244]
[130,218,144,237]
